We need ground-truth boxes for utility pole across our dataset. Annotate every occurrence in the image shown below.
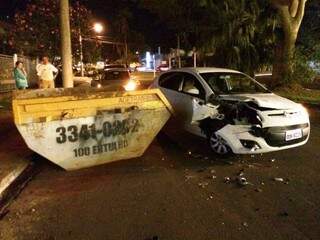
[193,47,197,68]
[177,35,181,68]
[60,0,73,88]
[77,1,84,77]
[124,38,128,66]
[79,30,84,76]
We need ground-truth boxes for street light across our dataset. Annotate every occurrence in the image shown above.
[93,23,104,34]
[79,22,104,76]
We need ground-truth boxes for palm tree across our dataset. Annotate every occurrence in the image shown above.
[199,0,276,75]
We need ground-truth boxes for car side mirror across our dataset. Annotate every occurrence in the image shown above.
[186,88,200,95]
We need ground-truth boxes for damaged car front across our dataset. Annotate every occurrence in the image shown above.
[198,71,310,154]
[153,68,310,155]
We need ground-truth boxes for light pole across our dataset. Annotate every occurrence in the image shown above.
[79,22,104,77]
[79,28,84,77]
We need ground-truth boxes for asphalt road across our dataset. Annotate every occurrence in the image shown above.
[0,107,319,240]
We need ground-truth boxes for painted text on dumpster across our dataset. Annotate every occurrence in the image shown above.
[73,139,129,157]
[55,119,140,144]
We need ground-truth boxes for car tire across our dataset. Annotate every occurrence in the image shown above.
[208,132,232,155]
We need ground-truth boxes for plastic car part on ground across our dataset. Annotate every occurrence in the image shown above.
[12,88,173,170]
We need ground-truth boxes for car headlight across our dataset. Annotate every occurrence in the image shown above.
[124,80,137,91]
[298,104,309,117]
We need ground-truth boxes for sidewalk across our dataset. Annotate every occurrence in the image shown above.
[0,109,35,218]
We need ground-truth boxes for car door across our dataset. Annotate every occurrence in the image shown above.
[159,71,215,125]
[178,72,208,125]
[158,72,184,114]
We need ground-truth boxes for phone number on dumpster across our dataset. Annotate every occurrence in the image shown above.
[55,118,140,144]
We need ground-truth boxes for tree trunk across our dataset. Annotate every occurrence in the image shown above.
[272,30,297,86]
[271,0,307,86]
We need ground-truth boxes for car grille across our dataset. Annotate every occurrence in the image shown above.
[263,123,309,147]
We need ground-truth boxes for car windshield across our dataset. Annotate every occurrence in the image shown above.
[200,72,270,94]
[103,71,129,81]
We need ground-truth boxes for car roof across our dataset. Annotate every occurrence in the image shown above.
[165,67,241,74]
[104,68,129,72]
[105,64,126,67]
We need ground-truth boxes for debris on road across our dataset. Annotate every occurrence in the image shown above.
[237,169,245,176]
[207,175,217,180]
[224,177,231,183]
[273,177,290,184]
[242,222,249,227]
[198,182,209,188]
[185,175,196,182]
[237,177,249,186]
[273,178,284,182]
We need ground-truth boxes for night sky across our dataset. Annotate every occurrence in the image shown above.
[0,0,174,51]
[0,0,29,19]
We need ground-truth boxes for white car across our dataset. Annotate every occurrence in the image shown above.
[151,68,310,155]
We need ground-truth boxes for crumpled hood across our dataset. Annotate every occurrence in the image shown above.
[219,93,300,110]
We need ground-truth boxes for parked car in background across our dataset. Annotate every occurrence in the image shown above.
[156,64,170,72]
[92,68,140,91]
[104,64,127,71]
[151,68,310,155]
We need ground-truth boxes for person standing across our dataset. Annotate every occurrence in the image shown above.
[37,56,58,89]
[13,61,28,90]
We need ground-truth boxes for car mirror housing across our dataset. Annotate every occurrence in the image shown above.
[207,94,218,103]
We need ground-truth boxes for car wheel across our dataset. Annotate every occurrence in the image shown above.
[208,132,231,155]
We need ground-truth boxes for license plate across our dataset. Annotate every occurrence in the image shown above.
[285,129,302,141]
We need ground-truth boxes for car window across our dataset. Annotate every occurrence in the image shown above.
[181,73,205,99]
[158,72,183,91]
[201,72,269,94]
[103,71,129,81]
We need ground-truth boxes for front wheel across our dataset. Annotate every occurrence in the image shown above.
[208,132,232,155]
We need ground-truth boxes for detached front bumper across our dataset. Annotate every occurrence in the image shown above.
[216,123,310,154]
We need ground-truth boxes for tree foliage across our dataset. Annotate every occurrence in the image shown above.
[298,0,320,61]
[199,0,277,74]
[143,0,277,74]
[12,0,95,60]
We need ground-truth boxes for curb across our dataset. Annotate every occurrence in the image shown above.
[0,160,35,219]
